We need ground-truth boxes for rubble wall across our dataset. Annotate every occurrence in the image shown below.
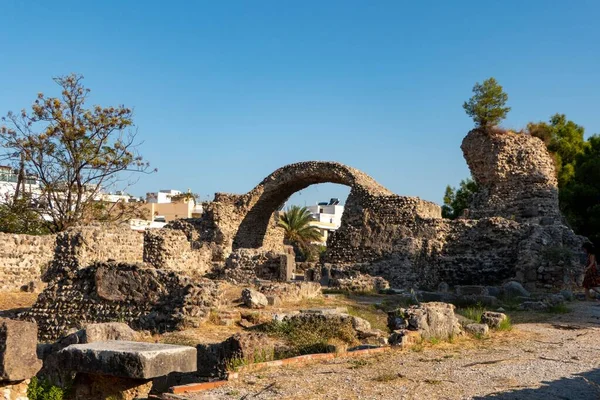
[143,228,212,277]
[21,262,221,340]
[44,224,144,281]
[0,233,56,291]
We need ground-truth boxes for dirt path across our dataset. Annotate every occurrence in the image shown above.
[187,302,600,400]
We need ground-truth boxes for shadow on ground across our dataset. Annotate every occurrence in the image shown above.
[474,368,600,400]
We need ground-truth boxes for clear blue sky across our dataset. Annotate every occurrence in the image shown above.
[2,1,599,206]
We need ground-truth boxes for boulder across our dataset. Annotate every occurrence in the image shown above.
[481,312,508,329]
[388,330,422,348]
[465,323,490,336]
[545,294,565,306]
[502,281,530,298]
[241,288,268,309]
[0,319,42,381]
[266,295,282,307]
[220,332,274,365]
[58,341,196,379]
[387,302,462,340]
[79,322,137,343]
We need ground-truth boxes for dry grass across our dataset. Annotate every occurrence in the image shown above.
[0,292,38,311]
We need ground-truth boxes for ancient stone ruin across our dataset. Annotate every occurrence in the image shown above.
[0,128,586,299]
[163,128,586,291]
[22,262,220,340]
[0,127,591,399]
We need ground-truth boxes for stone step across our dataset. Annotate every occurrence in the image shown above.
[58,341,197,379]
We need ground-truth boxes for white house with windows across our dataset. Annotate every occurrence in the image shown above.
[306,198,344,244]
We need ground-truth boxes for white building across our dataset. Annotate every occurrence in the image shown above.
[0,166,42,204]
[306,198,344,244]
[146,189,183,204]
[94,191,142,203]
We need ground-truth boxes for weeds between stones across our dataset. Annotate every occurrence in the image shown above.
[456,304,485,323]
[258,316,359,358]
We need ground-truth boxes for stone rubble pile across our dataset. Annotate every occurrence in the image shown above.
[21,262,221,340]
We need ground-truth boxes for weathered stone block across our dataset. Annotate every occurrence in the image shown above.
[388,330,422,348]
[279,253,295,281]
[220,333,274,365]
[241,288,268,309]
[387,302,462,340]
[0,319,42,381]
[58,341,196,379]
[481,312,508,329]
[465,323,489,336]
[502,281,530,298]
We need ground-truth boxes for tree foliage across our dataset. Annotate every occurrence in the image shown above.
[442,177,478,219]
[0,195,50,235]
[560,135,600,247]
[463,77,511,128]
[526,114,586,187]
[0,74,153,232]
[278,205,323,256]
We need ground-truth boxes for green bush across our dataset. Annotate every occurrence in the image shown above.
[259,316,358,358]
[27,377,64,400]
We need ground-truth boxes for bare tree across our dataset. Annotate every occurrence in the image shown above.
[0,73,154,232]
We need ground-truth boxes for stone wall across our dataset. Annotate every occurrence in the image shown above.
[218,249,292,284]
[43,224,144,281]
[0,233,55,292]
[143,229,212,277]
[21,262,221,340]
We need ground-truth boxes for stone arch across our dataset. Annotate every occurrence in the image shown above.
[232,161,394,249]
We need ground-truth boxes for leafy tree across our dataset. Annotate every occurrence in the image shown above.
[463,77,511,128]
[442,178,478,219]
[560,135,600,247]
[0,195,50,235]
[526,114,586,188]
[278,205,323,257]
[0,74,153,232]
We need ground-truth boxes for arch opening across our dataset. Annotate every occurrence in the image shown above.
[231,161,393,250]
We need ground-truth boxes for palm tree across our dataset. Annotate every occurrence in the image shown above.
[278,205,323,251]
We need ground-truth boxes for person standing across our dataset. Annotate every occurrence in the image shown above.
[582,243,599,300]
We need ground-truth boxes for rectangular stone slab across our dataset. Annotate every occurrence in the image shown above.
[0,319,42,381]
[58,341,197,379]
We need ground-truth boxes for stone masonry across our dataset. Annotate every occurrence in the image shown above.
[0,232,55,292]
[43,224,144,282]
[0,222,214,292]
[462,128,562,223]
[143,228,213,278]
[22,262,221,340]
[189,129,586,290]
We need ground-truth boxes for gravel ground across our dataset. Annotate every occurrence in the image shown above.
[185,302,600,400]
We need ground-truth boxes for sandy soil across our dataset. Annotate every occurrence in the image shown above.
[186,302,600,400]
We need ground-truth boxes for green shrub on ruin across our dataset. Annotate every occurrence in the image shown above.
[27,377,65,400]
